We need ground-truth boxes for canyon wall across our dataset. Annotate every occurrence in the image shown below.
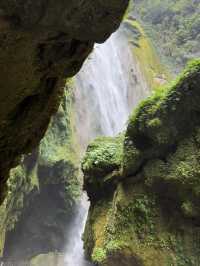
[0,85,81,260]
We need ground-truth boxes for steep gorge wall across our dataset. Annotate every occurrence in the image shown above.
[0,85,81,260]
[122,18,170,89]
[0,0,129,203]
[82,60,200,266]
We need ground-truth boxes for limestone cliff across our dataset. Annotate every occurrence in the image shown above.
[0,0,129,203]
[0,84,81,260]
[122,18,170,89]
[82,60,200,266]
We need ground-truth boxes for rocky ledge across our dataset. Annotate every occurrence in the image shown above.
[0,0,129,202]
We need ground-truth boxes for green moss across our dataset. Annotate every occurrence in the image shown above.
[0,202,6,256]
[105,240,123,254]
[125,19,170,90]
[82,135,123,176]
[38,84,81,201]
[82,135,124,200]
[92,247,107,263]
[1,81,82,258]
[123,59,200,176]
[83,199,113,261]
[83,60,200,265]
[143,128,200,219]
[84,179,200,265]
[0,163,34,256]
[39,85,79,166]
[4,165,30,231]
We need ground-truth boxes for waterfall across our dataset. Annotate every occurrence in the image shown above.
[74,28,150,148]
[64,27,151,266]
[64,194,92,266]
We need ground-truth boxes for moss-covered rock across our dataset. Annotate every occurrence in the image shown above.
[1,86,81,260]
[123,59,200,176]
[82,135,124,200]
[122,19,170,90]
[143,128,200,220]
[82,59,200,265]
[84,179,200,266]
[0,165,28,257]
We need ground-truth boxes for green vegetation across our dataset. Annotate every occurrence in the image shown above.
[92,247,107,263]
[124,19,170,89]
[0,82,82,259]
[84,180,200,265]
[0,164,34,256]
[123,59,200,176]
[82,135,124,200]
[143,130,200,219]
[82,135,123,177]
[38,83,81,201]
[132,0,200,73]
[82,60,200,265]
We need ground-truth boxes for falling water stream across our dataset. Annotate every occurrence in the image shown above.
[64,27,151,266]
[74,28,150,147]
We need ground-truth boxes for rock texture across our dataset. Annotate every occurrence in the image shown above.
[82,60,200,266]
[0,0,129,203]
[1,86,81,260]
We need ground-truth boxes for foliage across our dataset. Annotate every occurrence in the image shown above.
[92,247,107,263]
[143,129,200,219]
[132,0,200,73]
[82,135,123,176]
[82,135,124,200]
[123,59,200,176]
[82,60,200,265]
[1,82,82,259]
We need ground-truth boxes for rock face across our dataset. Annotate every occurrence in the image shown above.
[82,60,200,266]
[1,86,81,260]
[0,0,129,203]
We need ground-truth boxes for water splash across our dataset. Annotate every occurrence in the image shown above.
[64,194,92,266]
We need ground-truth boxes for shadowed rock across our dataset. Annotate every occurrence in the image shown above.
[0,0,129,202]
